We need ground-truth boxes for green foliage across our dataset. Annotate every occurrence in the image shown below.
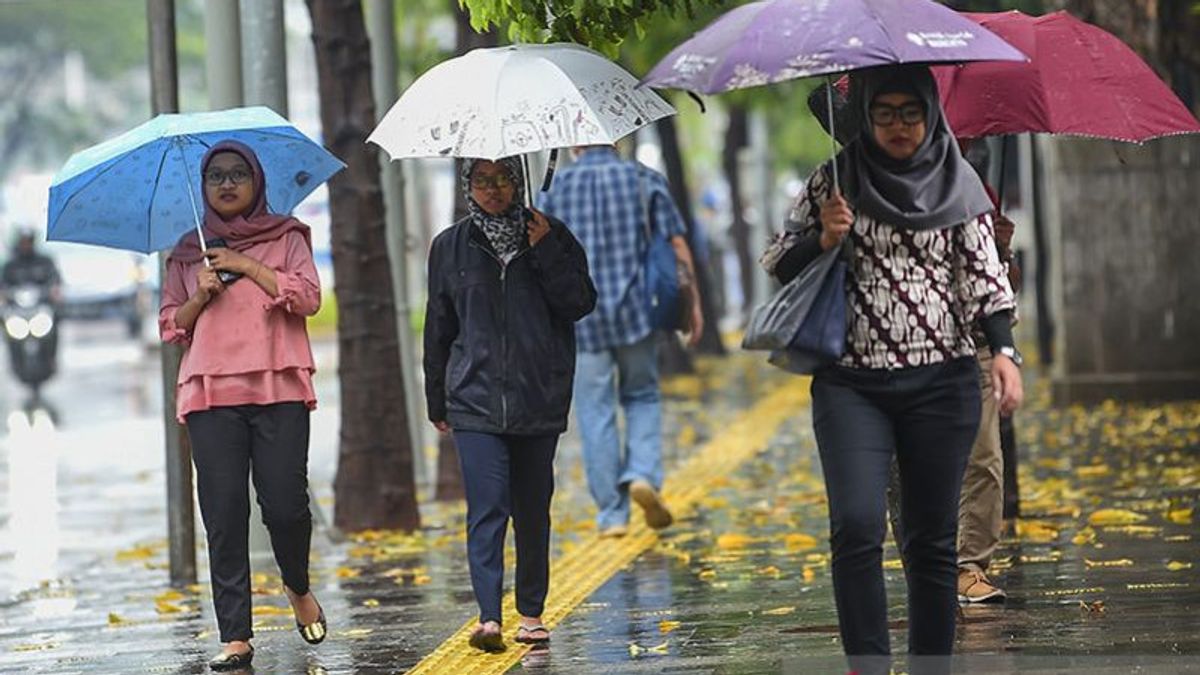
[458,0,720,57]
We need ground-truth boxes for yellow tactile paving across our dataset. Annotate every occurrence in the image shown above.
[405,377,811,674]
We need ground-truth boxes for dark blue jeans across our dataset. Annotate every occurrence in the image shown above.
[454,431,557,624]
[812,357,980,675]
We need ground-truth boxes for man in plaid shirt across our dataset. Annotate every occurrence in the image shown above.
[539,145,703,536]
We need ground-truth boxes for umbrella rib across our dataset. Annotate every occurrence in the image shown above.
[145,149,173,253]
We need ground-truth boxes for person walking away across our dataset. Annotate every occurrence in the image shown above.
[159,141,326,671]
[538,145,704,538]
[760,66,1023,675]
[424,157,596,652]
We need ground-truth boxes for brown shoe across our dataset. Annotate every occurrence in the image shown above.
[629,480,673,529]
[958,568,1006,603]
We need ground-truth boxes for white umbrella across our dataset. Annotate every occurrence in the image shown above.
[367,43,676,162]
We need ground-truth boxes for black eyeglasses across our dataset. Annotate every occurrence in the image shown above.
[204,168,252,186]
[868,102,925,127]
[470,174,514,190]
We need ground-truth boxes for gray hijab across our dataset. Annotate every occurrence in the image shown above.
[836,65,993,232]
[462,156,527,258]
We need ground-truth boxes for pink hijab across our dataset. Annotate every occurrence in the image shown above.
[169,140,310,264]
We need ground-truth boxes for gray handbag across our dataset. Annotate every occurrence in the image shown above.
[743,240,849,374]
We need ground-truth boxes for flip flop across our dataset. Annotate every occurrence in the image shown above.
[515,623,551,645]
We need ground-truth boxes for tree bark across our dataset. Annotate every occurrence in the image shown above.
[435,0,500,501]
[722,104,753,320]
[307,0,420,531]
[657,115,726,356]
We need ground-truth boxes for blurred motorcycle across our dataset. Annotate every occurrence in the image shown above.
[3,284,58,395]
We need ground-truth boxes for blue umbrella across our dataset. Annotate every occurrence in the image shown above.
[48,106,344,254]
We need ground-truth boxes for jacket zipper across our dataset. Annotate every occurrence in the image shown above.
[470,240,529,431]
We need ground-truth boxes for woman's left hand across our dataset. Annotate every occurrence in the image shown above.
[527,209,551,247]
[991,354,1024,416]
[204,247,254,275]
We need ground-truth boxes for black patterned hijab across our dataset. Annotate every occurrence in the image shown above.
[462,157,527,258]
[836,65,993,231]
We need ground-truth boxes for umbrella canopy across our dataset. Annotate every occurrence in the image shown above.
[641,0,1026,95]
[368,43,676,161]
[933,11,1200,142]
[48,106,344,254]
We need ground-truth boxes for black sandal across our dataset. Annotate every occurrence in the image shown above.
[468,623,506,653]
[297,604,327,645]
[209,645,254,671]
[515,623,551,644]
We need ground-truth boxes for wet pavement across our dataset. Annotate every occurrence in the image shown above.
[0,324,1196,673]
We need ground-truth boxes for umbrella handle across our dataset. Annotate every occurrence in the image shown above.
[177,140,210,266]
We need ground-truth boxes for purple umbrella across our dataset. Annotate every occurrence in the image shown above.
[642,0,1025,190]
[642,0,1026,95]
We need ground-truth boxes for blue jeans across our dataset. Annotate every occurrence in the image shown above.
[573,335,663,530]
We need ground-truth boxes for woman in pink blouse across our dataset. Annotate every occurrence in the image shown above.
[159,140,325,671]
[762,66,1023,675]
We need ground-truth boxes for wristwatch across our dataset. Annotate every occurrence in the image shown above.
[997,345,1023,367]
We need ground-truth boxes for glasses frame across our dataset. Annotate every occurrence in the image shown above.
[204,168,253,187]
[469,174,515,191]
[868,102,926,128]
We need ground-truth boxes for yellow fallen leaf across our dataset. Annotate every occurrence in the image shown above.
[1167,561,1193,571]
[1084,558,1134,568]
[716,533,755,549]
[675,425,698,448]
[155,600,186,614]
[1167,508,1194,525]
[1166,535,1193,543]
[362,599,380,607]
[756,565,782,578]
[335,567,360,579]
[883,559,904,570]
[1072,528,1097,546]
[1102,525,1162,537]
[115,545,157,562]
[155,589,186,603]
[12,642,58,652]
[648,641,669,654]
[1075,464,1110,478]
[107,613,127,626]
[1016,520,1060,543]
[763,606,796,616]
[1087,509,1148,526]
[802,567,816,582]
[659,619,681,634]
[412,575,432,585]
[784,533,819,551]
[698,569,717,581]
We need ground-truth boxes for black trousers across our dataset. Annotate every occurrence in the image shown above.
[186,402,313,642]
[453,431,557,624]
[812,358,980,675]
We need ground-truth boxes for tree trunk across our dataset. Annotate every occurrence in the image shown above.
[306,0,420,531]
[435,0,500,501]
[722,104,754,320]
[657,115,726,356]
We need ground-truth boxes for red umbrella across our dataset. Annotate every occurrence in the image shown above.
[933,10,1200,142]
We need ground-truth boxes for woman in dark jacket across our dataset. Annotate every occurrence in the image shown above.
[424,156,596,652]
[761,65,1022,675]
